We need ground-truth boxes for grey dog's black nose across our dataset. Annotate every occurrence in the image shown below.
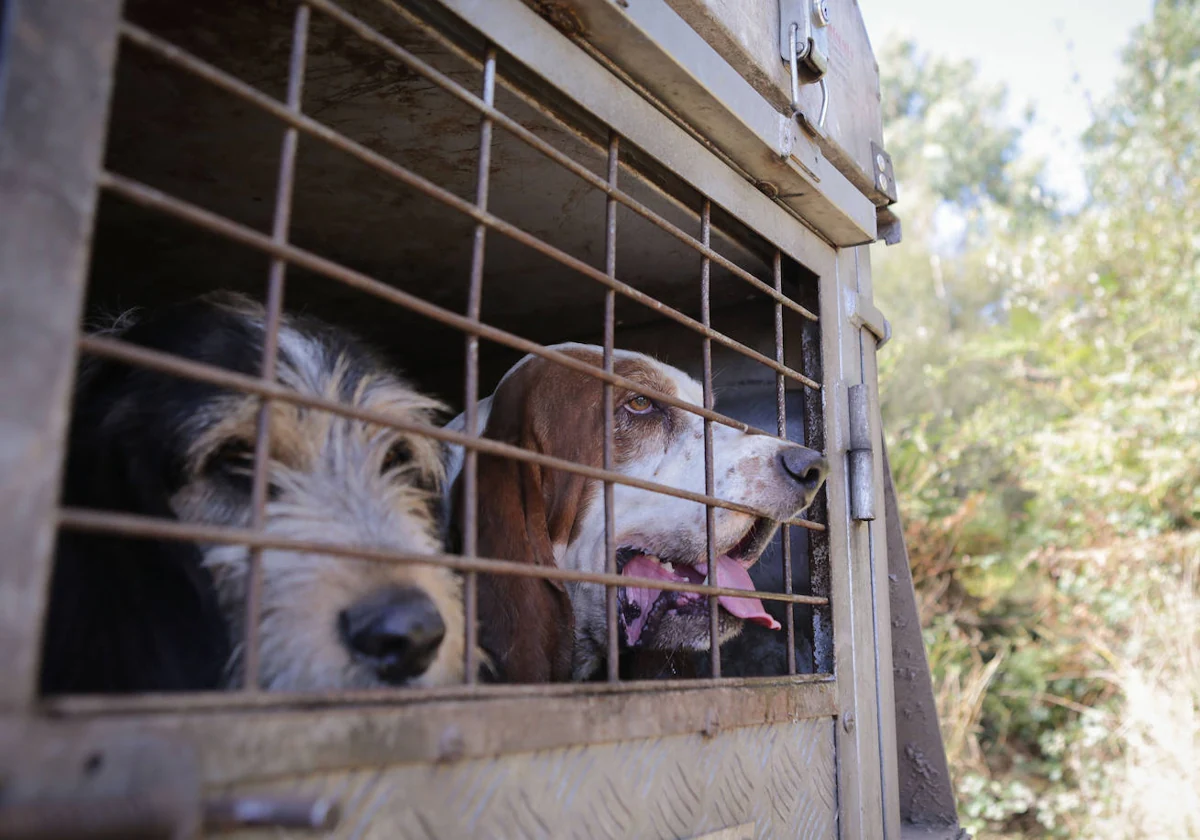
[339,586,445,683]
[780,446,829,495]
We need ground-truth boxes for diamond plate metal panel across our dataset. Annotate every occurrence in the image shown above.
[221,719,837,839]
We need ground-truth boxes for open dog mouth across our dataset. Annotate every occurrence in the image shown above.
[616,518,782,647]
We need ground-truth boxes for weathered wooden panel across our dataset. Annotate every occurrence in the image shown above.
[221,719,838,839]
[664,0,886,203]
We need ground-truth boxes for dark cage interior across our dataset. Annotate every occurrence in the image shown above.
[48,0,832,693]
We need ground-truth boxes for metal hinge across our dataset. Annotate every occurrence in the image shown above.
[0,720,339,838]
[847,383,875,522]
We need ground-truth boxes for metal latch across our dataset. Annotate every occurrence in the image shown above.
[847,384,875,522]
[844,287,892,348]
[779,0,831,132]
[0,720,339,838]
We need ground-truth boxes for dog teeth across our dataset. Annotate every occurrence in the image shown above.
[661,561,675,574]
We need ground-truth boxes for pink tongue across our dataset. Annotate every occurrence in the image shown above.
[620,554,781,646]
[711,556,782,631]
[621,554,676,646]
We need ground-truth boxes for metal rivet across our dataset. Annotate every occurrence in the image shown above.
[877,173,889,192]
[876,153,887,172]
[755,180,780,199]
[842,713,855,733]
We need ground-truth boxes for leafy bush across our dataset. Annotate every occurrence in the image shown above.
[875,2,1200,836]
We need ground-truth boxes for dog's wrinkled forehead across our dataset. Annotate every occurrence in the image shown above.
[497,343,702,409]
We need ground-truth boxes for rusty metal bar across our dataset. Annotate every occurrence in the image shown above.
[115,22,820,391]
[100,169,814,439]
[774,249,797,676]
[56,509,831,608]
[603,132,620,684]
[306,0,818,324]
[701,201,720,679]
[79,333,825,532]
[242,1,309,693]
[49,672,834,716]
[461,46,497,686]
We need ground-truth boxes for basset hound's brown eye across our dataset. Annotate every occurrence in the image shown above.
[625,395,655,414]
[381,440,412,474]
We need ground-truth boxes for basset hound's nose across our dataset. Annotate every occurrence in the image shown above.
[780,446,829,497]
[339,586,446,683]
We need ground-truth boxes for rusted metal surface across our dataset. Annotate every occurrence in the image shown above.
[98,165,822,427]
[0,0,124,712]
[77,330,824,531]
[774,251,799,677]
[602,130,621,683]
[45,684,838,784]
[57,507,828,608]
[460,46,497,685]
[700,200,721,678]
[50,673,833,717]
[243,1,310,694]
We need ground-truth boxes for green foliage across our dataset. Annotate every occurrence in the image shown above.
[875,2,1200,836]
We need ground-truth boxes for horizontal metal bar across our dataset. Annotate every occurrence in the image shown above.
[41,682,839,785]
[47,673,834,716]
[80,332,824,531]
[58,508,832,606]
[304,0,819,323]
[116,22,821,390]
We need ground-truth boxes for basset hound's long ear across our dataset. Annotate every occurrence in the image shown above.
[472,452,575,683]
[458,363,578,683]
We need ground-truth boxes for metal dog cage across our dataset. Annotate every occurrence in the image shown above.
[0,0,964,836]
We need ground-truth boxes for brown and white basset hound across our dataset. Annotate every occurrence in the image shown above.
[445,343,828,682]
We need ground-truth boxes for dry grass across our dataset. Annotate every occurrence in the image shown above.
[1075,534,1200,839]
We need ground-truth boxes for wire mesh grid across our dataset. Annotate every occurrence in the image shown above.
[48,0,834,706]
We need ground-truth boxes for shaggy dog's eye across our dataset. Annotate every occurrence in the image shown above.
[206,440,255,476]
[204,440,278,499]
[381,440,412,474]
[624,395,655,414]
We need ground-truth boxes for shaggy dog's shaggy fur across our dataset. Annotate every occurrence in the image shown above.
[41,293,464,693]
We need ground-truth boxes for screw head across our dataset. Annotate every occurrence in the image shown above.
[813,0,831,26]
[876,153,887,171]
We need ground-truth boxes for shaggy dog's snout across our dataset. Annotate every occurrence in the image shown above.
[339,586,448,684]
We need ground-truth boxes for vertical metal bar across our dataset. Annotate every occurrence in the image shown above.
[461,47,496,684]
[0,0,124,709]
[700,201,720,679]
[602,132,620,683]
[774,250,797,676]
[243,2,308,691]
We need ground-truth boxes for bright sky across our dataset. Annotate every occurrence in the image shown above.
[857,0,1154,207]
